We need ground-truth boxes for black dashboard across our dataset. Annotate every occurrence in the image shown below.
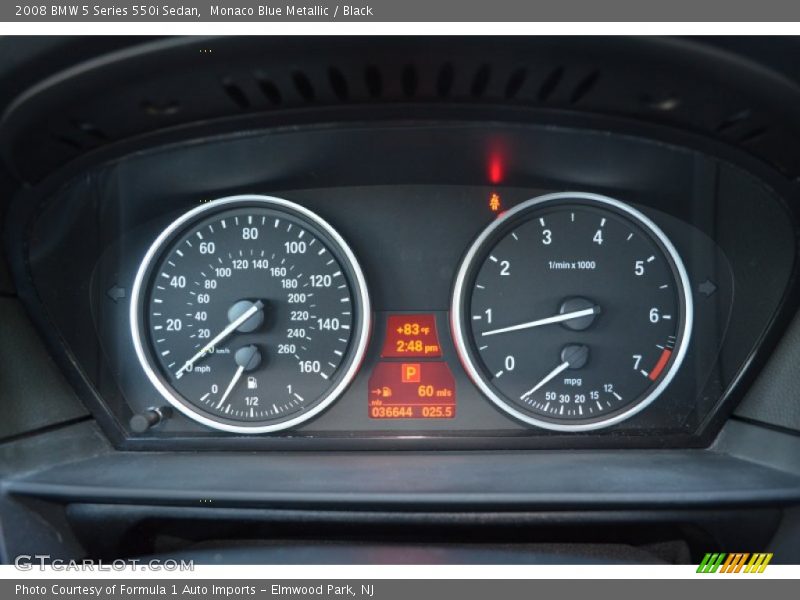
[1,36,800,565]
[13,121,795,450]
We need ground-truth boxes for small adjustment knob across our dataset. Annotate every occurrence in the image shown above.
[129,407,171,433]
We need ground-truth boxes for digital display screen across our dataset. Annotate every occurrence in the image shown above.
[381,314,442,358]
[368,362,456,419]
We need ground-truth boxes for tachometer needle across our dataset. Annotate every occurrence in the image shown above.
[520,361,570,400]
[176,300,264,379]
[481,306,600,337]
[216,365,245,409]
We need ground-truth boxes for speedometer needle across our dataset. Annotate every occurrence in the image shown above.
[520,361,570,400]
[481,306,600,337]
[216,365,245,409]
[175,300,264,379]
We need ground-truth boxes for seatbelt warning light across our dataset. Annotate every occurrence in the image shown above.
[489,192,502,212]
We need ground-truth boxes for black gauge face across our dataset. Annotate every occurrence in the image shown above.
[451,193,692,431]
[131,196,370,433]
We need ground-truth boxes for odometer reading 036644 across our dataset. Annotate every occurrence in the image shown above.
[451,192,693,431]
[130,195,370,434]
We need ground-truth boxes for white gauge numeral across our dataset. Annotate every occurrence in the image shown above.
[542,229,552,245]
[310,274,332,287]
[299,360,321,373]
[634,260,645,276]
[285,240,307,254]
[649,308,660,323]
[318,317,341,331]
[632,354,642,370]
[500,260,511,276]
[593,229,603,245]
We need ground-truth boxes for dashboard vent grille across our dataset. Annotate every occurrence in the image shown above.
[292,71,316,102]
[221,78,250,109]
[402,65,418,98]
[328,67,349,101]
[538,66,564,102]
[437,63,455,97]
[364,65,383,99]
[256,75,282,106]
[3,37,800,182]
[570,71,600,104]
[504,68,527,99]
[470,64,491,98]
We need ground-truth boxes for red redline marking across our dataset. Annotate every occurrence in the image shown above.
[648,348,673,381]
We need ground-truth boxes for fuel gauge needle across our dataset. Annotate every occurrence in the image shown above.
[216,365,245,409]
[520,361,570,400]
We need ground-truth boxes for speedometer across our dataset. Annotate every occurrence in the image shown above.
[451,192,692,431]
[130,195,370,433]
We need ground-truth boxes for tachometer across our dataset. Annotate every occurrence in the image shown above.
[451,192,692,431]
[130,195,370,433]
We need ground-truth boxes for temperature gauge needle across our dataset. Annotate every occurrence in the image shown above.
[481,306,600,337]
[176,300,264,379]
[216,365,245,409]
[520,361,570,400]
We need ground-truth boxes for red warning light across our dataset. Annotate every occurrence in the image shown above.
[489,155,504,184]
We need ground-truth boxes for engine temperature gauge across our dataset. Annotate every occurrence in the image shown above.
[451,192,693,431]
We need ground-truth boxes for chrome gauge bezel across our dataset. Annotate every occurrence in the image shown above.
[450,192,694,432]
[130,195,372,434]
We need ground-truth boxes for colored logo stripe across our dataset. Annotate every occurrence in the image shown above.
[720,553,749,573]
[697,553,773,573]
[697,553,726,573]
[745,553,773,573]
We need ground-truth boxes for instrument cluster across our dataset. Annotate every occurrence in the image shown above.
[128,191,693,434]
[11,121,796,449]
